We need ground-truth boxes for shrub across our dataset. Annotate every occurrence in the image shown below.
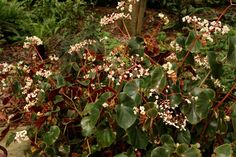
[1,0,236,157]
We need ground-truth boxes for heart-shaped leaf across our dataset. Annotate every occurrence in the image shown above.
[43,125,60,145]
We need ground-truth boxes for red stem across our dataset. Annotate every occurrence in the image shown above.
[32,45,44,62]
[213,80,236,110]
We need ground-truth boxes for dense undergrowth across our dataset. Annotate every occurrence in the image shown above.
[0,0,236,157]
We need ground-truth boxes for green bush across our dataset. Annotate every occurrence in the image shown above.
[0,0,30,43]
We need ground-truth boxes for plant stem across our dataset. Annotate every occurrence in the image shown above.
[32,45,44,62]
[115,21,128,38]
[179,37,198,66]
[199,70,211,87]
[122,19,131,39]
[86,138,91,157]
[213,80,236,110]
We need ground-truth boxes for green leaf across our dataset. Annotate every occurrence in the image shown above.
[207,51,223,78]
[53,95,64,104]
[127,126,148,149]
[177,129,191,144]
[176,144,189,155]
[114,153,128,157]
[81,106,100,136]
[160,134,175,152]
[45,147,56,156]
[182,103,200,124]
[170,94,182,108]
[55,74,66,88]
[181,147,201,157]
[176,36,186,47]
[185,31,202,53]
[78,80,90,86]
[72,62,80,72]
[205,118,218,138]
[147,107,158,118]
[43,126,60,145]
[217,118,228,134]
[231,104,236,132]
[214,144,233,157]
[148,66,166,91]
[227,36,236,67]
[123,79,142,105]
[6,132,16,147]
[151,147,171,157]
[182,88,215,124]
[12,81,21,95]
[119,93,136,107]
[94,92,114,109]
[160,134,175,145]
[157,31,167,41]
[96,128,116,148]
[128,37,144,56]
[116,104,136,130]
[185,31,195,48]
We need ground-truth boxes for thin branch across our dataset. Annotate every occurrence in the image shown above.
[32,45,44,62]
[122,19,131,38]
[213,80,236,110]
[179,37,198,66]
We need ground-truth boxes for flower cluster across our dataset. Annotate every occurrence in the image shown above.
[68,39,96,55]
[49,54,59,61]
[103,53,150,85]
[0,79,7,95]
[14,130,29,143]
[0,62,15,75]
[35,68,52,78]
[24,89,43,112]
[22,77,33,94]
[133,106,146,115]
[23,36,43,49]
[158,13,169,25]
[170,40,183,52]
[156,99,188,131]
[100,12,131,26]
[211,76,226,91]
[18,61,30,73]
[100,0,140,26]
[83,52,96,62]
[162,62,175,75]
[182,15,230,42]
[194,55,209,69]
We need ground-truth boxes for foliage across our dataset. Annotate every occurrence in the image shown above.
[0,0,30,44]
[0,0,86,45]
[1,0,236,157]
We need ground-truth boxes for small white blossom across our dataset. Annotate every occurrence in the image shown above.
[23,36,43,49]
[102,102,109,108]
[14,130,29,143]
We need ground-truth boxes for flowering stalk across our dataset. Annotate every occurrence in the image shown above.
[122,19,131,38]
[32,45,44,62]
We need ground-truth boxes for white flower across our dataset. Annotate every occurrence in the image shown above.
[49,54,59,61]
[133,106,139,115]
[222,25,230,35]
[185,99,191,104]
[14,130,29,143]
[128,4,133,13]
[158,13,164,18]
[102,102,109,108]
[139,106,146,115]
[23,36,43,49]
